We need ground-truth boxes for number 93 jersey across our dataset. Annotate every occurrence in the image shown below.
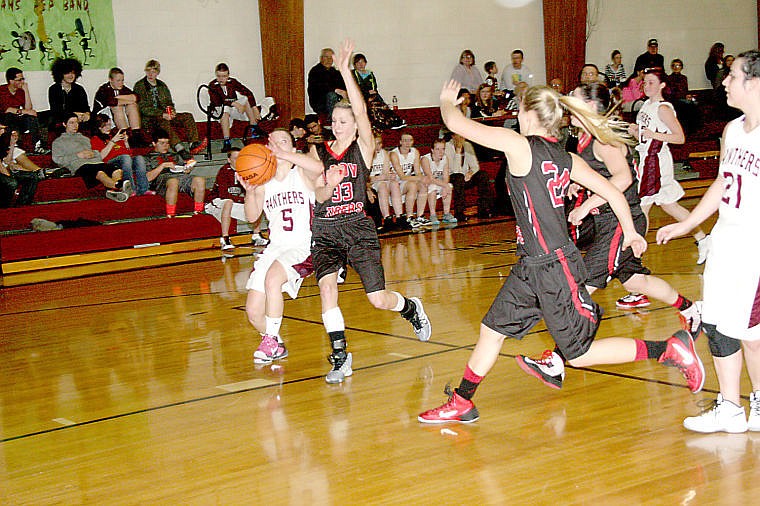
[314,140,370,220]
[263,167,315,248]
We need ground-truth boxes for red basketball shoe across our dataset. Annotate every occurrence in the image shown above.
[418,385,479,424]
[658,330,705,393]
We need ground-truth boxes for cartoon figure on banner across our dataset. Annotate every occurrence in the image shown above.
[38,37,54,64]
[58,31,73,59]
[11,30,35,63]
[0,44,11,62]
[73,18,95,64]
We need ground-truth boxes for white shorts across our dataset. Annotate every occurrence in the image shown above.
[638,152,684,207]
[427,182,452,196]
[214,93,250,123]
[702,222,760,341]
[245,244,313,299]
[204,198,247,223]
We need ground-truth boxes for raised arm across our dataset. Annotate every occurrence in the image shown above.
[440,80,531,176]
[335,39,374,162]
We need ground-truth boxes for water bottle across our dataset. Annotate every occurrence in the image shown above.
[392,95,398,111]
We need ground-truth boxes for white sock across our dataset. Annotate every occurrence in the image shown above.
[322,307,345,333]
[391,291,405,312]
[265,316,282,339]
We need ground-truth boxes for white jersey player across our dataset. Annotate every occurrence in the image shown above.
[241,129,320,364]
[658,51,760,433]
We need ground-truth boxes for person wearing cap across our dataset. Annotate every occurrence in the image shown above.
[635,39,665,72]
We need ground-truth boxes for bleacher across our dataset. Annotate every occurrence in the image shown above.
[0,96,726,276]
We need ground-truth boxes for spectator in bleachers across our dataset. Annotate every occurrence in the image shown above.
[580,64,602,85]
[704,42,725,85]
[471,84,506,119]
[499,49,534,92]
[604,50,627,88]
[370,133,403,232]
[421,139,456,225]
[634,38,665,71]
[0,68,47,155]
[208,63,264,153]
[666,59,689,101]
[352,53,405,131]
[446,133,492,221]
[48,58,91,133]
[1,127,41,205]
[145,127,205,217]
[304,114,334,146]
[91,114,150,196]
[93,67,148,146]
[204,147,248,250]
[621,66,646,112]
[51,114,130,202]
[390,133,428,228]
[307,48,346,118]
[451,49,484,94]
[289,118,308,152]
[133,59,207,159]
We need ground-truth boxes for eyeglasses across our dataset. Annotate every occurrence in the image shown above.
[13,77,25,82]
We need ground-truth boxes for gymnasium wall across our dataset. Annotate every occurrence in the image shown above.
[13,0,759,121]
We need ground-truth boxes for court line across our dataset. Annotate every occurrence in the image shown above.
[1,339,723,444]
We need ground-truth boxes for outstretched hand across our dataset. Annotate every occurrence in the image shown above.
[325,165,346,187]
[440,80,465,106]
[336,39,354,72]
[622,231,647,258]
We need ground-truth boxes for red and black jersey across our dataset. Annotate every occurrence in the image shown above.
[314,140,370,220]
[507,136,573,257]
[576,133,640,214]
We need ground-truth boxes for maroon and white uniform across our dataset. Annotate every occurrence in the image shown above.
[703,116,760,340]
[635,99,684,206]
[246,166,314,298]
[482,136,602,360]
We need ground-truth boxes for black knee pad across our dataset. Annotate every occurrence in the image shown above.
[704,323,741,357]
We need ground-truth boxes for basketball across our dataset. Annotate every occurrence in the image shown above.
[235,144,277,185]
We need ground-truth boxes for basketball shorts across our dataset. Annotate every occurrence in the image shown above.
[246,244,313,299]
[638,153,684,207]
[214,93,251,123]
[584,211,650,288]
[702,223,760,341]
[482,242,602,361]
[204,198,247,223]
[427,182,452,196]
[312,213,385,293]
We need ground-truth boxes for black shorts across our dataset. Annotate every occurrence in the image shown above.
[312,213,385,293]
[482,242,602,361]
[76,162,116,188]
[584,211,650,289]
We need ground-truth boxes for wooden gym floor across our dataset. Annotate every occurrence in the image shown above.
[2,180,759,505]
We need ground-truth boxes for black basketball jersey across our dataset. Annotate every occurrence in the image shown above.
[314,140,370,220]
[576,134,640,213]
[507,136,574,257]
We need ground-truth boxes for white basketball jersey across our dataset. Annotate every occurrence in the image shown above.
[371,148,388,177]
[714,116,760,243]
[391,147,419,176]
[422,153,446,179]
[262,167,314,248]
[635,99,675,155]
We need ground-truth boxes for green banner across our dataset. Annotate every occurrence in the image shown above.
[0,0,116,71]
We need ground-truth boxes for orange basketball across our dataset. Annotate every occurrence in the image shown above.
[235,144,277,185]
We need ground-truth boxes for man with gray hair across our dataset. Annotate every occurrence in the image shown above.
[307,48,347,117]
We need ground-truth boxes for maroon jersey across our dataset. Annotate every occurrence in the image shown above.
[507,136,573,257]
[314,140,369,220]
[207,163,245,203]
